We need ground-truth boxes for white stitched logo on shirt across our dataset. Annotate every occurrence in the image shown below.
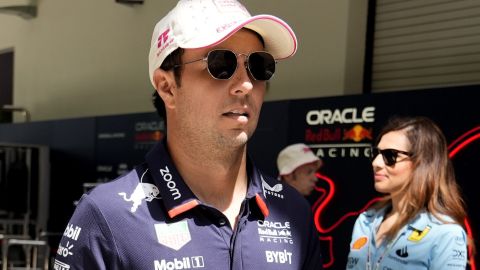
[257,220,293,244]
[53,259,71,270]
[118,182,160,213]
[118,169,161,213]
[262,177,284,199]
[57,241,74,258]
[154,256,204,270]
[265,249,292,264]
[63,223,81,241]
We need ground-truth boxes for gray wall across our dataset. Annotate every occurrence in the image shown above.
[0,0,368,121]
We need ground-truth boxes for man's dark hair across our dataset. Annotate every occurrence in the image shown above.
[152,48,184,124]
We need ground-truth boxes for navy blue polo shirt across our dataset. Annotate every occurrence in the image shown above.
[54,140,322,270]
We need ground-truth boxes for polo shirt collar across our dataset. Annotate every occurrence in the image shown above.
[366,205,441,232]
[145,140,269,219]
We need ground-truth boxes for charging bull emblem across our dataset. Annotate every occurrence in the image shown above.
[119,183,160,213]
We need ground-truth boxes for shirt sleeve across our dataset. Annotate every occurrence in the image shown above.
[345,213,369,270]
[54,194,120,270]
[429,224,467,269]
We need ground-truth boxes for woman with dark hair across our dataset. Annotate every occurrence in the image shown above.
[346,116,474,269]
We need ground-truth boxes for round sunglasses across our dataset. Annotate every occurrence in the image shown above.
[175,49,276,81]
[370,147,412,167]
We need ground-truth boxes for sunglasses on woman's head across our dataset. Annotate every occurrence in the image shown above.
[175,49,276,81]
[370,147,412,166]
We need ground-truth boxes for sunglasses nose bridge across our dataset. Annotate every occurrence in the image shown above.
[232,53,258,82]
[205,50,275,81]
[371,148,388,167]
[236,53,249,69]
[371,151,383,165]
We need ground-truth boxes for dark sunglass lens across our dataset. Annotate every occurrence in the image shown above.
[382,149,398,166]
[248,52,275,80]
[207,50,237,80]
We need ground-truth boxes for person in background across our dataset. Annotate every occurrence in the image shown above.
[346,116,475,269]
[54,0,323,269]
[277,143,323,196]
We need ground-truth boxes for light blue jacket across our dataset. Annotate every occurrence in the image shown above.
[346,206,467,270]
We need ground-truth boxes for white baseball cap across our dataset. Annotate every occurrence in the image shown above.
[148,0,298,88]
[277,143,322,176]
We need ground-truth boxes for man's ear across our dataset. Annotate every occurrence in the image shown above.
[153,68,177,109]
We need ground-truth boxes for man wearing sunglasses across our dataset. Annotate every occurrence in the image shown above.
[54,0,323,269]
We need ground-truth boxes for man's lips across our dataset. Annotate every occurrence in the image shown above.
[222,110,249,118]
[223,111,249,124]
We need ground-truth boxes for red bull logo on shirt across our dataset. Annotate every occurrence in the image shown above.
[118,182,161,213]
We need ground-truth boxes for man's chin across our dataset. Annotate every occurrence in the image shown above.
[215,131,250,149]
[225,132,249,148]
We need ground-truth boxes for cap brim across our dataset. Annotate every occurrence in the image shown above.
[279,159,322,176]
[181,14,297,59]
[243,15,297,59]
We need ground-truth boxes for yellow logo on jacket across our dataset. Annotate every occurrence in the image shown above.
[408,225,431,242]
